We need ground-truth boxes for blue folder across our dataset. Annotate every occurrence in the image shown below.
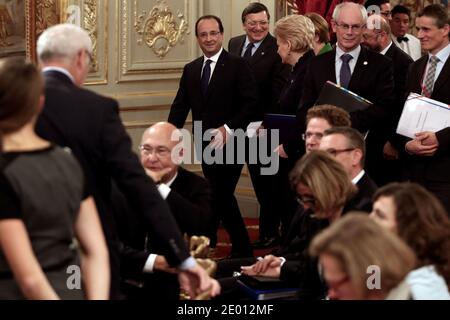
[262,113,298,144]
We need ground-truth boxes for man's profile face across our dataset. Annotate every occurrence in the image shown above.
[197,18,223,57]
[243,11,269,43]
[362,28,382,52]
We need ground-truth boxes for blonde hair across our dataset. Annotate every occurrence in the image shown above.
[289,151,356,218]
[274,14,315,53]
[310,214,416,299]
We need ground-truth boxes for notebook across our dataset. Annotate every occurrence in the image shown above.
[315,81,372,113]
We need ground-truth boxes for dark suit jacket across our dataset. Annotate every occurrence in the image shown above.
[343,172,378,213]
[228,34,289,117]
[117,168,212,299]
[383,43,414,148]
[403,55,450,183]
[168,49,258,135]
[35,71,190,286]
[300,46,395,133]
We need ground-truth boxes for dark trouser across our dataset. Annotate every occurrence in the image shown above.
[423,181,450,215]
[202,161,253,257]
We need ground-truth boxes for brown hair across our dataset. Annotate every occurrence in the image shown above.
[418,4,449,29]
[305,12,330,44]
[0,57,43,151]
[306,104,351,128]
[310,213,416,298]
[374,182,450,285]
[289,151,356,219]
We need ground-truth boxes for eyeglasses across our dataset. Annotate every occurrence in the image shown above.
[335,22,365,32]
[325,148,355,157]
[246,20,269,28]
[139,145,171,158]
[302,132,324,141]
[380,11,391,18]
[198,31,222,39]
[296,194,316,207]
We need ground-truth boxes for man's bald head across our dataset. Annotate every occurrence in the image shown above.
[140,122,183,183]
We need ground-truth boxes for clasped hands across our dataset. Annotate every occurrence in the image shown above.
[405,131,439,156]
[240,255,282,278]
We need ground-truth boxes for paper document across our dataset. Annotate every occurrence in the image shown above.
[246,121,263,138]
[396,93,450,139]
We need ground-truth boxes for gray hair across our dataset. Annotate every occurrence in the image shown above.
[333,2,368,24]
[37,24,92,63]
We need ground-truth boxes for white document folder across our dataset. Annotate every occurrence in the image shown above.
[396,93,450,139]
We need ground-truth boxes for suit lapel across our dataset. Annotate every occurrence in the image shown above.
[192,58,204,104]
[251,34,272,65]
[348,47,369,91]
[432,56,450,95]
[205,50,227,102]
[411,56,428,94]
[326,50,337,83]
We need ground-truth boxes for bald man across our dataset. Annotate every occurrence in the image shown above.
[117,122,214,299]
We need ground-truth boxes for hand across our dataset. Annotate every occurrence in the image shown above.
[178,264,221,298]
[240,263,281,278]
[274,144,288,159]
[406,133,439,156]
[383,141,399,160]
[153,255,177,273]
[144,167,172,184]
[209,126,230,150]
[256,125,266,138]
[415,131,439,147]
[252,255,281,274]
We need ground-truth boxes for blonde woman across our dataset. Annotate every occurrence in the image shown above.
[310,214,416,300]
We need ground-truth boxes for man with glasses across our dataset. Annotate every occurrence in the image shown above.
[390,5,422,61]
[362,14,413,186]
[300,2,394,182]
[228,3,289,249]
[36,24,219,299]
[117,122,214,299]
[169,15,258,258]
[303,104,351,153]
[319,127,377,212]
[364,0,392,21]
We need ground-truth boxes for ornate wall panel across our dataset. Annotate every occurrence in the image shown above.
[118,0,199,83]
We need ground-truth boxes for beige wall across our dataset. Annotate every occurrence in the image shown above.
[71,0,282,217]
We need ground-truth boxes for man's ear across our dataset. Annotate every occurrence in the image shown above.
[331,19,337,33]
[353,148,363,166]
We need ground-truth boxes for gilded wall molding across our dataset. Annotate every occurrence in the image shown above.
[133,0,189,59]
[118,0,197,83]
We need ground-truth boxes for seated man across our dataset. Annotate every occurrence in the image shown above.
[116,122,213,299]
[319,126,377,212]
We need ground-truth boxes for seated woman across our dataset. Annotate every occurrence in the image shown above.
[217,151,356,300]
[310,214,416,300]
[370,182,450,300]
[0,58,109,299]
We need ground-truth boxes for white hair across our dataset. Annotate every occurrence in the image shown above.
[333,2,368,24]
[37,24,92,63]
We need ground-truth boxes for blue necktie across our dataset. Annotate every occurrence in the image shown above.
[340,54,353,88]
[201,59,212,96]
[243,43,254,59]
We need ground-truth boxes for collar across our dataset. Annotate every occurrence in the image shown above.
[203,47,223,64]
[380,41,393,56]
[352,169,365,185]
[243,36,264,51]
[42,67,75,83]
[319,42,333,55]
[165,171,178,187]
[429,42,450,64]
[336,44,361,62]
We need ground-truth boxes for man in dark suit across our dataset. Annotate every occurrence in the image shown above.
[402,5,450,213]
[168,16,259,258]
[228,3,289,248]
[320,127,378,212]
[299,2,395,181]
[117,122,214,299]
[35,24,219,299]
[362,14,414,185]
